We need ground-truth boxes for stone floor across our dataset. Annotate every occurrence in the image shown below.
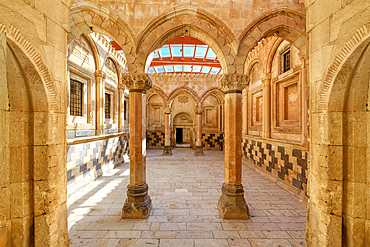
[68,148,307,247]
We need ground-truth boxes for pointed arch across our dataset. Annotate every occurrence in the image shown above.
[168,86,200,106]
[135,6,237,74]
[236,9,307,74]
[69,2,136,72]
[200,87,224,106]
[148,86,169,107]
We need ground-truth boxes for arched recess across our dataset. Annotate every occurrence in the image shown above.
[237,9,307,74]
[69,2,137,72]
[168,86,200,106]
[83,34,100,71]
[308,24,370,247]
[136,7,236,73]
[2,33,68,245]
[148,86,169,107]
[200,87,224,106]
[265,38,284,73]
[102,56,122,84]
[245,58,265,78]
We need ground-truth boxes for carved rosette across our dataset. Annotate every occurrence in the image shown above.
[194,107,204,114]
[218,74,250,93]
[122,73,153,92]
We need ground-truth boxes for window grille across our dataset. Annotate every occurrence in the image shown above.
[70,79,83,116]
[105,93,111,119]
[283,49,291,73]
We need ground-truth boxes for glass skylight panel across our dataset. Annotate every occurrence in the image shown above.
[104,35,113,41]
[210,67,220,74]
[148,67,155,73]
[153,52,159,59]
[206,48,217,60]
[170,44,182,57]
[174,65,182,72]
[155,66,165,73]
[183,65,192,72]
[160,45,171,58]
[192,66,201,73]
[201,66,211,73]
[219,70,223,75]
[184,45,195,57]
[195,45,207,58]
[164,65,173,73]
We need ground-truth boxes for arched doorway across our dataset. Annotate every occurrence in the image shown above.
[173,112,194,148]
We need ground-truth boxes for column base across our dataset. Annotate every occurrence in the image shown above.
[194,146,204,156]
[163,146,172,156]
[122,183,152,219]
[218,183,250,219]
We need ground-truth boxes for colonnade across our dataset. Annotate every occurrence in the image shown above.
[121,73,250,219]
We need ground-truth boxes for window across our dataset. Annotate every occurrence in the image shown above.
[282,49,291,73]
[70,79,83,116]
[124,101,127,120]
[105,93,111,119]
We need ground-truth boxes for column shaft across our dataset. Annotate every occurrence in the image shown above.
[262,74,271,139]
[122,74,152,219]
[95,70,104,135]
[218,74,250,219]
[194,107,204,156]
[118,87,124,132]
[242,90,248,136]
[163,109,172,156]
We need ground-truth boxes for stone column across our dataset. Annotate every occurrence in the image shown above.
[242,89,249,135]
[262,73,271,139]
[118,85,125,132]
[218,74,250,219]
[163,107,172,156]
[122,74,152,218]
[194,106,204,156]
[95,70,105,135]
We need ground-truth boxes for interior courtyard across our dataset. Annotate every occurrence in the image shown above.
[0,0,370,246]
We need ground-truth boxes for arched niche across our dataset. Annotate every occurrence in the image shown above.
[172,112,194,148]
[147,94,164,129]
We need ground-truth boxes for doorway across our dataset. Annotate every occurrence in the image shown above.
[176,128,183,143]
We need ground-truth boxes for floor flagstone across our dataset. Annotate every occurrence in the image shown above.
[68,148,306,247]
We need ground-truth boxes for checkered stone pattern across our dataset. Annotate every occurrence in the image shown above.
[67,134,129,196]
[243,137,308,195]
[202,132,224,150]
[147,131,165,149]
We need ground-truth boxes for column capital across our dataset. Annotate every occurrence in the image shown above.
[122,73,153,92]
[194,107,204,114]
[218,74,249,93]
[164,108,171,114]
[262,73,272,86]
[95,70,106,78]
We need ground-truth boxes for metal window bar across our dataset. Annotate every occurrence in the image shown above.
[70,79,83,116]
[283,50,291,73]
[105,93,111,119]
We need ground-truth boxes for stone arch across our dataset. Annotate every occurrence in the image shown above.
[168,86,200,106]
[148,86,169,107]
[265,38,284,73]
[83,34,100,71]
[317,23,370,113]
[69,2,136,72]
[200,87,224,106]
[237,9,307,74]
[136,6,236,73]
[103,56,121,84]
[245,58,264,77]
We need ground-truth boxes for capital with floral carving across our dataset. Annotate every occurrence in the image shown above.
[262,73,272,86]
[164,108,171,114]
[122,73,153,92]
[95,70,106,78]
[194,107,204,114]
[218,74,249,93]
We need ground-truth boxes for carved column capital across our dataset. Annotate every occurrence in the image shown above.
[95,70,106,78]
[218,74,249,93]
[194,107,204,114]
[262,73,272,86]
[122,73,153,92]
[164,108,171,114]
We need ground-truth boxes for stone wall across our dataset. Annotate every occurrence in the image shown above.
[242,136,308,201]
[67,133,129,196]
[146,130,165,149]
[202,132,224,150]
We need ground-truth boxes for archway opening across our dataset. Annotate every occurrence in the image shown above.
[173,112,194,148]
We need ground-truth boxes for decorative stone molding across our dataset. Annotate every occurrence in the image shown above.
[218,74,250,93]
[122,73,153,92]
[262,73,272,86]
[95,70,106,78]
[317,22,370,112]
[0,24,58,111]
